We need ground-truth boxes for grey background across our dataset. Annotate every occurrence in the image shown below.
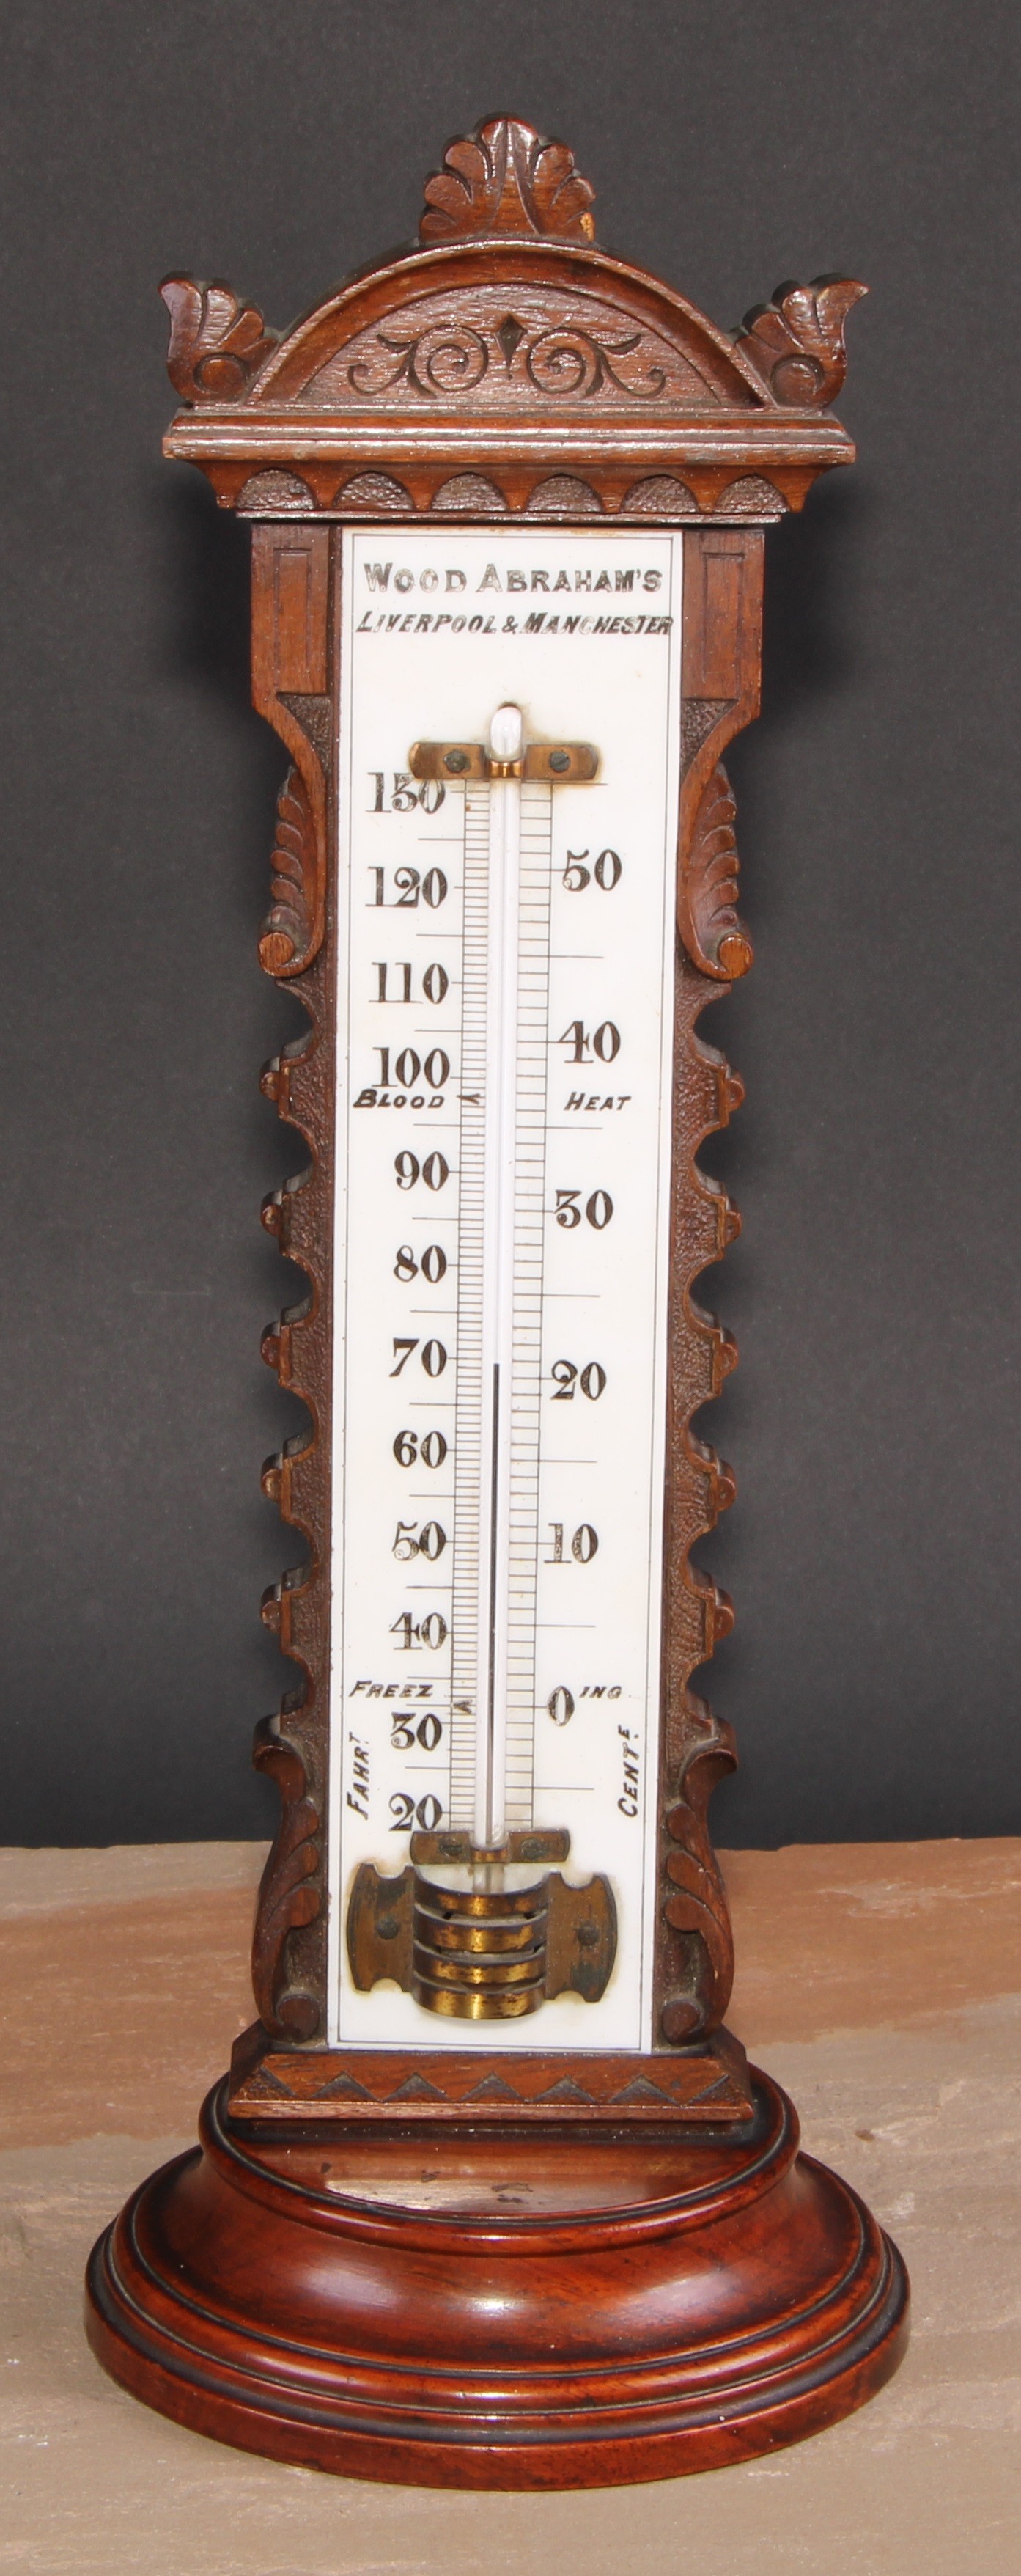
[1,1,1017,1848]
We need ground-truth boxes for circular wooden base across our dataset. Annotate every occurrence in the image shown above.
[85,2072,907,2489]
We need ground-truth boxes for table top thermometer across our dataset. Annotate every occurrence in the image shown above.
[86,114,907,2488]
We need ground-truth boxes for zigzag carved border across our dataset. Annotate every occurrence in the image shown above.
[251,524,335,2041]
[654,525,764,2043]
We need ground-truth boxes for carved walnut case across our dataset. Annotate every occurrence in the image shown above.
[161,117,863,2085]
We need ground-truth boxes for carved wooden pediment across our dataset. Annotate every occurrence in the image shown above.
[161,117,862,521]
[249,246,762,417]
[292,279,730,415]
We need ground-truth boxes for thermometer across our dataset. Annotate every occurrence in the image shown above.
[95,134,902,2495]
[332,524,683,2049]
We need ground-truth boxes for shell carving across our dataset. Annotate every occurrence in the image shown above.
[420,115,596,243]
[160,275,277,403]
[736,276,867,408]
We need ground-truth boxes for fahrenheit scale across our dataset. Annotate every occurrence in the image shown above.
[330,526,683,2049]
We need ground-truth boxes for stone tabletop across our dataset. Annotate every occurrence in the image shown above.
[2,1838,1020,2572]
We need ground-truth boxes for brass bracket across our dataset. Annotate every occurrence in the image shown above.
[410,1827,570,1866]
[347,1860,616,2019]
[410,740,599,783]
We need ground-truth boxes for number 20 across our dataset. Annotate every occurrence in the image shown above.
[550,1359,606,1401]
[390,1791,443,1830]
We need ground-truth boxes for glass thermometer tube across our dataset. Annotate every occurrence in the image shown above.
[474,703,523,1849]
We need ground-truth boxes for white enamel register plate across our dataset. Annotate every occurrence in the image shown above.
[327,526,684,2048]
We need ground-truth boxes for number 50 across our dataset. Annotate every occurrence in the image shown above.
[561,848,622,892]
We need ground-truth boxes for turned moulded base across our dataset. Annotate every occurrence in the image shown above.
[85,2061,907,2489]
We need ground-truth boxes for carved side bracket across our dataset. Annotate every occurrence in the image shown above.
[160,275,278,403]
[660,1708,738,2042]
[657,961,741,2042]
[736,276,867,408]
[251,526,335,2044]
[654,526,764,2044]
[252,532,330,983]
[420,114,596,244]
[679,762,753,981]
[259,764,322,976]
[251,1718,321,2041]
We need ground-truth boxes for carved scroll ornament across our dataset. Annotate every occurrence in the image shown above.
[251,1717,321,2041]
[259,763,322,977]
[420,114,596,243]
[160,275,277,403]
[342,311,671,404]
[679,763,753,981]
[660,1707,737,2041]
[736,276,867,408]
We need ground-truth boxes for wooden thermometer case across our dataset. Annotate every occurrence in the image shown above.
[86,117,908,2486]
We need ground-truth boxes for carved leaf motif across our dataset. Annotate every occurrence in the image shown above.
[679,763,753,980]
[420,116,596,243]
[736,275,867,407]
[251,1717,321,2041]
[160,274,277,403]
[259,764,320,977]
